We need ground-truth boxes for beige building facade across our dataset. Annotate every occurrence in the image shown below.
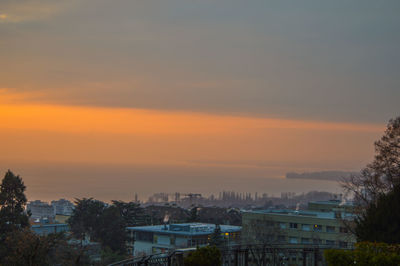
[242,200,355,249]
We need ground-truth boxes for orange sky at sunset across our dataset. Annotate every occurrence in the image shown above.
[0,89,383,170]
[1,0,399,202]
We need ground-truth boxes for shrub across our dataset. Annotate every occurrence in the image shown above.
[325,242,400,266]
[184,246,222,266]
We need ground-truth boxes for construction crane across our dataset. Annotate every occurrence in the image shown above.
[183,193,202,205]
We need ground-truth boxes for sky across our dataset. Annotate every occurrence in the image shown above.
[0,0,398,201]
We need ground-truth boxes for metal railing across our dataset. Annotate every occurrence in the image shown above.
[109,244,345,266]
[108,251,184,266]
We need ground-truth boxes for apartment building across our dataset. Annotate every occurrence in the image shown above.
[242,200,355,249]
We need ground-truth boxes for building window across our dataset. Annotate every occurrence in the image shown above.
[339,241,348,248]
[301,238,311,244]
[136,231,153,242]
[313,239,322,245]
[326,226,335,233]
[265,234,274,242]
[289,252,297,261]
[277,235,286,243]
[265,221,275,227]
[340,227,348,233]
[301,224,310,231]
[279,222,286,229]
[313,224,322,232]
[289,237,298,244]
[289,223,298,229]
[326,240,335,246]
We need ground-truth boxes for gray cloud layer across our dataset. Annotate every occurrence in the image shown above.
[1,0,399,122]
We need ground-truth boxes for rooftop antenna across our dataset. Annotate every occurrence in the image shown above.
[294,202,300,214]
[163,212,170,230]
[339,195,347,206]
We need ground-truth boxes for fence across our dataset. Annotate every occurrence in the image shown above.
[109,244,340,266]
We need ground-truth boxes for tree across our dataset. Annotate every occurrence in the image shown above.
[343,117,400,206]
[188,206,199,222]
[68,198,106,242]
[69,198,133,256]
[242,217,287,265]
[101,246,127,265]
[354,184,400,243]
[0,171,91,265]
[1,228,56,266]
[342,117,400,238]
[96,205,127,253]
[209,224,224,247]
[0,229,90,266]
[324,242,400,266]
[184,246,222,266]
[112,200,148,226]
[0,170,29,236]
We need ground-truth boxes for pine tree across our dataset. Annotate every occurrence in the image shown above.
[0,170,29,234]
[68,198,106,242]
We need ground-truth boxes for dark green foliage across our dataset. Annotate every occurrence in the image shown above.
[0,170,29,235]
[0,229,90,266]
[188,206,198,222]
[0,228,49,266]
[209,224,224,247]
[100,246,127,265]
[324,249,354,266]
[0,171,91,266]
[96,205,127,253]
[68,198,107,241]
[0,170,31,261]
[184,246,222,266]
[69,199,147,256]
[112,200,148,226]
[324,242,400,266]
[355,185,400,243]
[196,207,242,226]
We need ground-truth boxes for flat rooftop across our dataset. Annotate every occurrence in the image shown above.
[127,223,241,236]
[31,223,69,228]
[309,200,354,206]
[246,209,354,220]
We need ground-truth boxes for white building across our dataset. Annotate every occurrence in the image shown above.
[127,223,241,257]
[27,200,54,220]
[51,198,74,216]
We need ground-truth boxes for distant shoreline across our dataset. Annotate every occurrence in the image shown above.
[286,171,357,182]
